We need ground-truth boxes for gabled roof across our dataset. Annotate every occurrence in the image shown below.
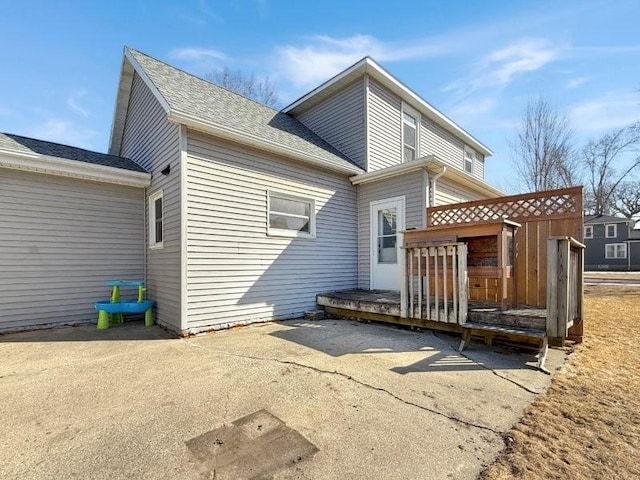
[283,57,493,158]
[109,48,364,175]
[0,132,150,187]
[584,214,632,225]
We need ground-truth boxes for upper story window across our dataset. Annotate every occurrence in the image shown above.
[402,104,419,162]
[267,191,316,239]
[606,224,617,238]
[464,147,475,174]
[149,189,163,249]
[584,225,593,239]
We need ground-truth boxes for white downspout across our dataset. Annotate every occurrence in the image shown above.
[429,166,447,210]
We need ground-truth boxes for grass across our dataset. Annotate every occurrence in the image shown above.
[480,283,640,479]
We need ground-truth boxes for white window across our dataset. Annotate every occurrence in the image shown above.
[148,189,163,248]
[267,192,315,239]
[402,104,419,162]
[605,224,617,238]
[584,225,593,239]
[464,147,475,174]
[605,243,627,259]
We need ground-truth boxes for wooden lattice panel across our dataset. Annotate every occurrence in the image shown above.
[428,187,583,226]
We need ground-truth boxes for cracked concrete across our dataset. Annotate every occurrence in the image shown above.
[0,319,565,480]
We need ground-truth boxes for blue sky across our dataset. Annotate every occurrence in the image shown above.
[1,0,639,191]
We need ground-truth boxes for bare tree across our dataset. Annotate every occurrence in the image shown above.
[611,179,640,225]
[511,96,577,192]
[207,67,279,108]
[583,123,640,215]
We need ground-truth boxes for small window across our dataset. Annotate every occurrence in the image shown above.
[402,105,419,162]
[267,192,315,238]
[605,243,627,259]
[605,224,617,238]
[464,147,475,174]
[584,226,593,239]
[149,190,163,248]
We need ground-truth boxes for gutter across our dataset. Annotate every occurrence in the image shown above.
[0,150,151,188]
[350,155,503,199]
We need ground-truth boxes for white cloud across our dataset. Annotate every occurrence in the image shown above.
[566,77,588,89]
[447,97,498,127]
[445,38,562,97]
[168,47,226,62]
[67,91,89,117]
[569,91,640,132]
[26,119,99,149]
[274,34,448,88]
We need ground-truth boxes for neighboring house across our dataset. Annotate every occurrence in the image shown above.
[0,47,502,334]
[584,214,640,270]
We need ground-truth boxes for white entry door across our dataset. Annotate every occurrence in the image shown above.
[370,197,405,290]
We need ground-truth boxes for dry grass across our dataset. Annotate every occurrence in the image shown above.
[584,271,640,280]
[480,283,640,480]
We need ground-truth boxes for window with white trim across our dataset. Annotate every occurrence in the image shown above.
[584,225,593,239]
[148,189,163,248]
[605,224,617,238]
[605,243,627,259]
[464,147,475,174]
[267,192,315,238]
[402,105,419,162]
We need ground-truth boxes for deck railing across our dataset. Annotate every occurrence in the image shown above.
[400,239,468,324]
[546,236,585,341]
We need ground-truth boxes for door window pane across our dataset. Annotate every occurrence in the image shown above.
[377,208,397,264]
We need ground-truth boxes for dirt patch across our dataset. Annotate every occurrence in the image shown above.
[480,284,640,479]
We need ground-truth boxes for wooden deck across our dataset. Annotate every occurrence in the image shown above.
[317,289,546,333]
[317,289,552,371]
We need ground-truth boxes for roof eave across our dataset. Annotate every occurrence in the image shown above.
[108,48,172,156]
[350,155,503,198]
[284,57,493,158]
[170,111,364,176]
[0,149,151,188]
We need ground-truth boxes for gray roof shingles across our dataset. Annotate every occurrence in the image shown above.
[127,48,361,173]
[584,214,631,225]
[0,133,147,173]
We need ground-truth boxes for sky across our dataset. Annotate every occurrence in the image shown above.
[1,0,639,191]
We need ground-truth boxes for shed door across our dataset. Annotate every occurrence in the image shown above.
[370,197,405,290]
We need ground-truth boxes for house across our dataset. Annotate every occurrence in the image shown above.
[584,214,640,270]
[0,47,503,335]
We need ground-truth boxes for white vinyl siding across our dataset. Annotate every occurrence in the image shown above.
[421,118,485,181]
[434,177,485,206]
[184,131,357,331]
[119,72,182,331]
[0,169,144,331]
[357,172,425,289]
[368,79,402,171]
[296,79,366,169]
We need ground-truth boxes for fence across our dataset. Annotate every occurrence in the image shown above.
[426,186,583,308]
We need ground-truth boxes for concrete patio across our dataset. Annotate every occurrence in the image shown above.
[0,319,566,479]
